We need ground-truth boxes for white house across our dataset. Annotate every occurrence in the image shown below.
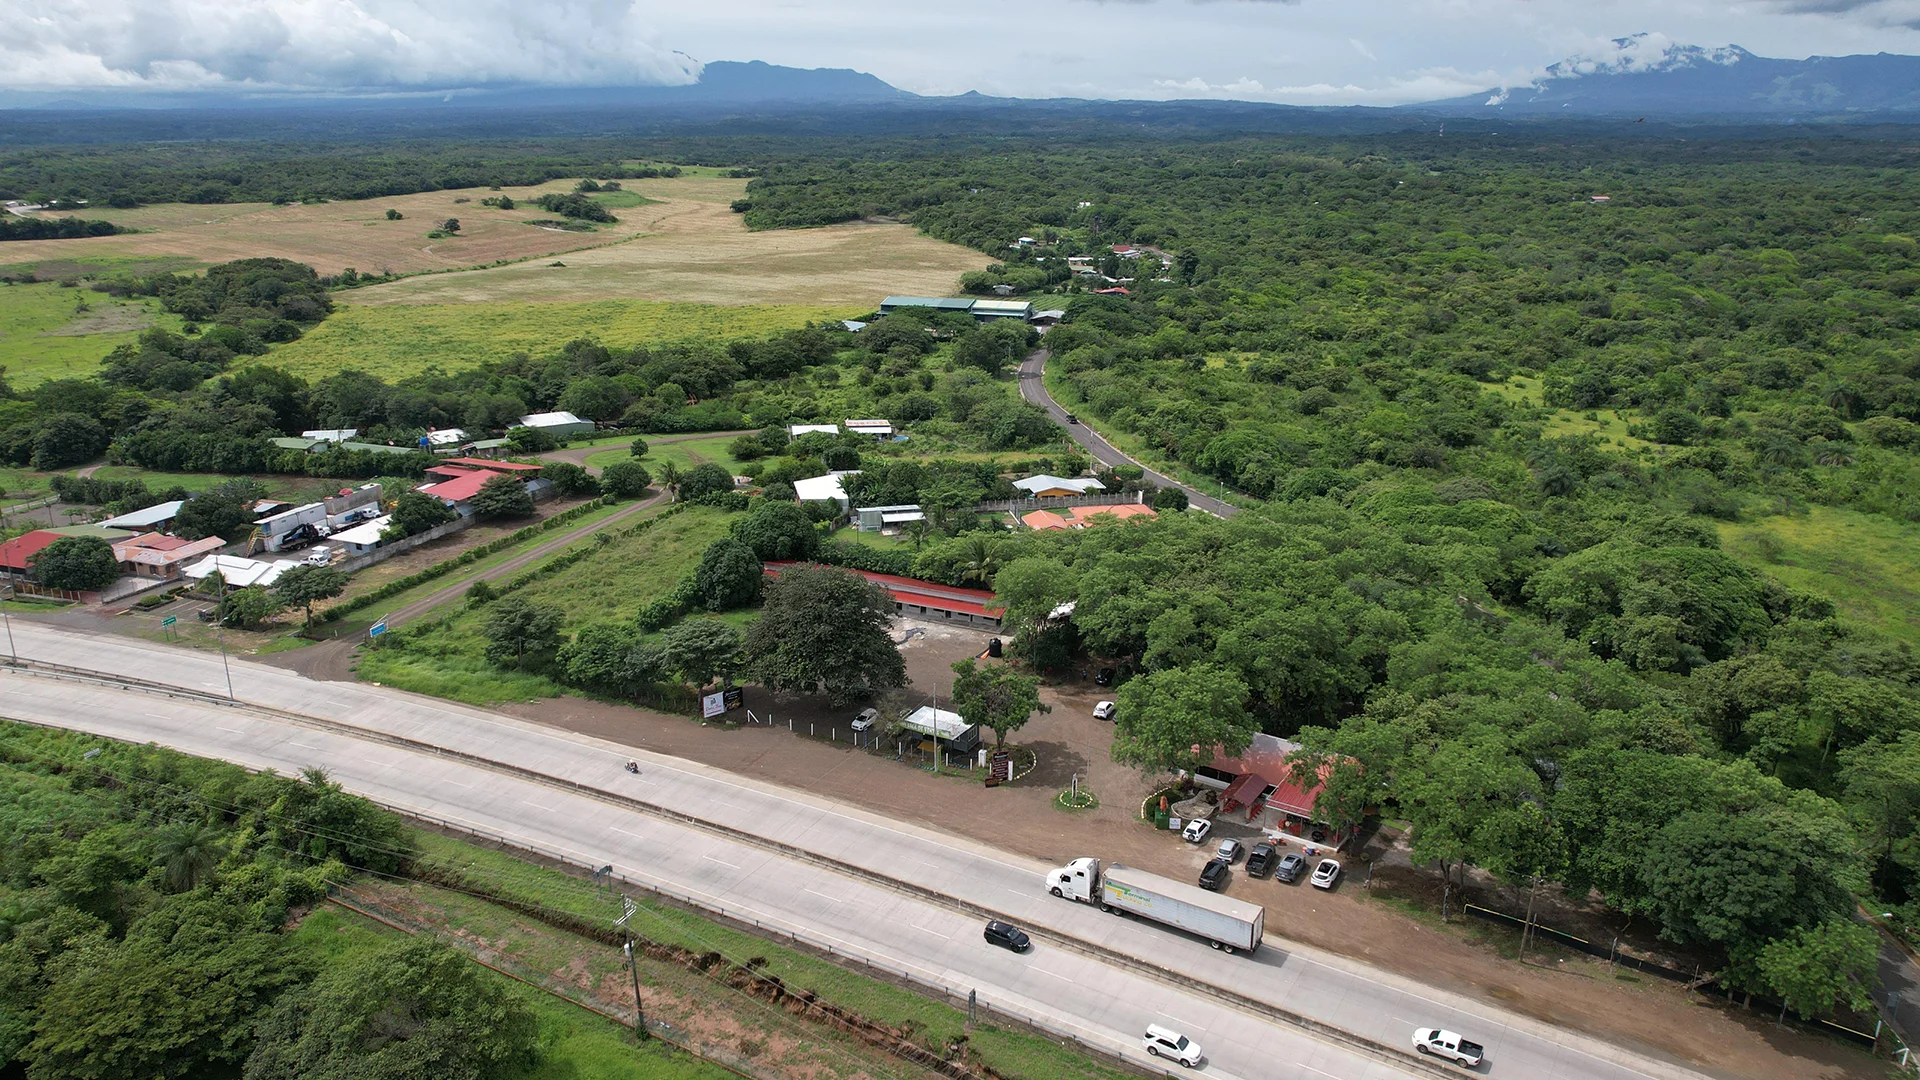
[96,499,185,532]
[329,515,393,557]
[845,419,894,440]
[788,423,841,439]
[182,554,299,589]
[793,470,860,510]
[422,428,468,452]
[300,428,358,443]
[516,411,595,438]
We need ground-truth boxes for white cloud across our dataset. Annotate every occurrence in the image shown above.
[2,0,700,92]
[1150,67,1505,104]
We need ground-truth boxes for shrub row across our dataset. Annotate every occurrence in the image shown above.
[321,496,615,623]
[816,538,916,577]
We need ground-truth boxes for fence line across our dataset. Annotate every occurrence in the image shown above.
[974,492,1146,513]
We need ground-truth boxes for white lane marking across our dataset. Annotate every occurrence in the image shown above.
[803,888,842,903]
[1296,1064,1340,1080]
[911,922,951,940]
[1032,967,1072,981]
[288,740,321,750]
[522,799,558,812]
[703,855,740,869]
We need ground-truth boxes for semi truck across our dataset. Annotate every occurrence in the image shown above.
[1046,857,1264,954]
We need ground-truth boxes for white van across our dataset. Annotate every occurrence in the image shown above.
[303,546,334,567]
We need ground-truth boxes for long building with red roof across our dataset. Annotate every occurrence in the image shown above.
[763,561,1004,630]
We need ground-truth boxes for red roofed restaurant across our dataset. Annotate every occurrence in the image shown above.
[1196,732,1357,850]
[0,529,61,580]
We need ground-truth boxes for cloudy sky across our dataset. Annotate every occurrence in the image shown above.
[5,0,1917,106]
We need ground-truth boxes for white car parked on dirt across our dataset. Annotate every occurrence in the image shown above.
[1181,817,1212,843]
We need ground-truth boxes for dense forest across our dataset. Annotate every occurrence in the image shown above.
[0,723,544,1080]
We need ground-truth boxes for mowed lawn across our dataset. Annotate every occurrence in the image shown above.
[261,300,853,381]
[593,435,746,475]
[1720,504,1920,646]
[358,506,736,705]
[0,280,186,387]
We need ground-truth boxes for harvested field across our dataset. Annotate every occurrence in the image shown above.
[0,178,661,278]
[344,175,991,307]
[261,299,854,380]
[0,280,186,387]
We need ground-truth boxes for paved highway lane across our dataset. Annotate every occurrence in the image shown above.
[0,673,1409,1080]
[1017,348,1241,518]
[0,624,1709,1080]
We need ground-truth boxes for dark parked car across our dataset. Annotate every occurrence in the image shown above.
[1094,667,1116,687]
[1246,841,1278,878]
[1066,413,1079,424]
[1274,852,1307,883]
[1198,859,1230,892]
[983,920,1032,952]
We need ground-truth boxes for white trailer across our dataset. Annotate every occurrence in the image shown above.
[1046,857,1264,953]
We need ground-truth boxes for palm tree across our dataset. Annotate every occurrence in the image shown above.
[655,461,682,503]
[1535,463,1577,498]
[1752,432,1806,468]
[152,822,226,892]
[1813,440,1857,467]
[957,535,1007,585]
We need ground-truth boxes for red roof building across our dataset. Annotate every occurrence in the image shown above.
[1021,504,1157,531]
[112,532,226,579]
[419,470,498,505]
[1204,732,1358,847]
[763,562,1004,629]
[0,530,61,576]
[441,457,542,472]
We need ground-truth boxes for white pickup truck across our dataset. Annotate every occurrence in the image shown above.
[1413,1027,1484,1067]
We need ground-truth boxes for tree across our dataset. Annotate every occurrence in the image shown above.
[655,461,682,501]
[678,462,734,501]
[32,536,119,589]
[743,566,906,705]
[662,619,743,689]
[220,586,284,630]
[1640,802,1861,951]
[599,459,652,498]
[384,490,455,539]
[274,565,349,631]
[954,534,1007,585]
[949,658,1049,745]
[694,538,762,611]
[482,597,563,670]
[731,501,819,560]
[439,217,460,234]
[150,823,225,893]
[29,412,108,469]
[469,474,534,520]
[557,623,666,696]
[540,461,597,497]
[1152,485,1190,511]
[1110,664,1255,778]
[170,479,267,541]
[629,437,649,458]
[1755,920,1879,1021]
[504,425,556,453]
[243,937,538,1080]
[384,208,402,220]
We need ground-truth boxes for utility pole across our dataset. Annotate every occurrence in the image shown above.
[215,612,235,700]
[1,578,16,664]
[616,897,647,1041]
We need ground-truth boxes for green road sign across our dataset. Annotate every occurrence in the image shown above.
[160,615,177,627]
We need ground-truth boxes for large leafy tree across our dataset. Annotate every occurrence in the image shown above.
[948,658,1048,745]
[243,938,538,1080]
[171,479,268,542]
[32,536,119,590]
[661,619,742,690]
[557,623,666,696]
[743,567,905,705]
[677,462,734,501]
[1755,920,1879,1022]
[469,474,534,520]
[1110,663,1255,778]
[694,538,762,611]
[274,565,348,631]
[730,501,819,561]
[482,597,563,670]
[383,490,455,539]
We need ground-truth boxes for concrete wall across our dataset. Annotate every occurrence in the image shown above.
[335,516,472,575]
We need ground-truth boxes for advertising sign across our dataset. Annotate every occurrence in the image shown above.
[702,691,726,719]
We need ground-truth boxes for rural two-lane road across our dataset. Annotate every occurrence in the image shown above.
[0,623,1711,1080]
[1019,348,1241,518]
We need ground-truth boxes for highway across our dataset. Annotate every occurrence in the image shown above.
[1017,348,1241,518]
[0,623,1711,1080]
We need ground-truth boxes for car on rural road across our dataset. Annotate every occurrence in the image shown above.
[1274,852,1307,883]
[1246,841,1277,877]
[1215,837,1242,863]
[1092,700,1116,721]
[1143,1024,1203,1068]
[1310,858,1341,889]
[983,920,1032,953]
[1413,1027,1484,1067]
[1182,817,1212,843]
[1197,858,1231,891]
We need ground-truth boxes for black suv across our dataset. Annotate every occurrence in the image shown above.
[1245,841,1278,878]
[1198,859,1230,892]
[983,921,1032,952]
[1274,852,1307,883]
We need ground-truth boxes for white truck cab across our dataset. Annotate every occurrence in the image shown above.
[1047,856,1100,901]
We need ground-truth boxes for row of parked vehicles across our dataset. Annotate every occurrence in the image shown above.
[1182,817,1340,892]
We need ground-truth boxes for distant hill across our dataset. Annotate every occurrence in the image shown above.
[1419,36,1920,117]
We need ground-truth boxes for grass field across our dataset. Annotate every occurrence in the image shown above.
[1720,504,1920,646]
[344,176,990,309]
[1487,376,1653,452]
[0,178,668,278]
[0,280,187,387]
[261,300,853,381]
[598,435,746,475]
[589,190,656,209]
[358,506,735,704]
